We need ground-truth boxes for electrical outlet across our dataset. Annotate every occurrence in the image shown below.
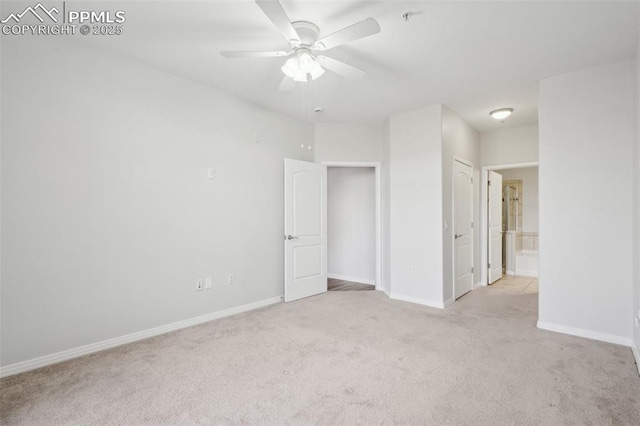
[408,267,414,276]
[205,277,213,290]
[227,274,234,285]
[195,279,203,291]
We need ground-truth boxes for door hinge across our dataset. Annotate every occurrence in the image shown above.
[471,267,474,273]
[488,262,491,268]
[471,177,473,184]
[488,180,491,186]
[470,221,474,229]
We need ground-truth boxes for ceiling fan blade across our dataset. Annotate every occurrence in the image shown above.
[317,56,365,79]
[315,18,380,50]
[220,50,290,58]
[255,0,300,44]
[278,76,296,91]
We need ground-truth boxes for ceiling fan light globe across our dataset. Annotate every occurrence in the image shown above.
[281,65,295,78]
[292,70,308,82]
[298,52,314,73]
[309,63,325,80]
[281,57,298,78]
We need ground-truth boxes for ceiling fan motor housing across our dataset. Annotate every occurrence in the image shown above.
[291,21,321,48]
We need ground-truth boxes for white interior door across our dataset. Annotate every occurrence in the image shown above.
[454,160,473,299]
[488,170,503,284]
[284,158,327,302]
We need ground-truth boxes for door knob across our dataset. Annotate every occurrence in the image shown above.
[454,234,463,239]
[286,235,298,240]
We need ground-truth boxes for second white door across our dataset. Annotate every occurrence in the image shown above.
[488,170,503,284]
[454,160,473,299]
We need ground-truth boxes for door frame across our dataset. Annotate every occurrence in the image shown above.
[480,161,538,286]
[452,156,474,302]
[321,161,382,291]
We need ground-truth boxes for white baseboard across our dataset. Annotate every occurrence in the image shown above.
[506,270,515,276]
[537,321,633,347]
[443,297,455,308]
[473,281,483,289]
[389,293,444,309]
[327,273,375,286]
[0,296,282,378]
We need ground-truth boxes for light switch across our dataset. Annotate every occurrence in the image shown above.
[207,168,216,179]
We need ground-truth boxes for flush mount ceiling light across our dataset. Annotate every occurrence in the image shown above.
[490,108,514,120]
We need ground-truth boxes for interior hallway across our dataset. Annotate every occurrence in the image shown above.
[491,275,539,293]
[1,284,638,425]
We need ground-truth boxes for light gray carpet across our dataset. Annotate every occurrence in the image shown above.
[1,285,639,425]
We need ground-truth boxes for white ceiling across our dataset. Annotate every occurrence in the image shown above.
[77,1,638,131]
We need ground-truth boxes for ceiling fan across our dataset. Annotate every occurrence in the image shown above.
[220,0,381,91]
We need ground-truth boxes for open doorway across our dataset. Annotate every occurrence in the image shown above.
[323,162,382,292]
[481,162,539,293]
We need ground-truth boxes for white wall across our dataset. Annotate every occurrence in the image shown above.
[314,123,384,163]
[389,106,444,306]
[382,120,391,295]
[634,23,640,360]
[538,60,635,344]
[441,107,481,302]
[1,37,313,367]
[0,24,3,366]
[480,125,538,166]
[327,168,375,284]
[498,167,539,233]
